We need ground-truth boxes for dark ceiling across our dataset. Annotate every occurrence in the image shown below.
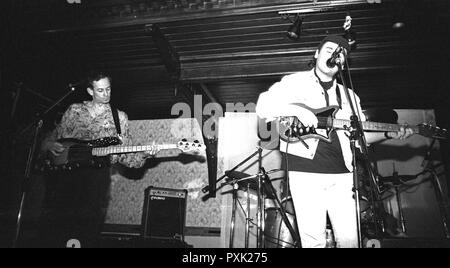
[1,0,449,125]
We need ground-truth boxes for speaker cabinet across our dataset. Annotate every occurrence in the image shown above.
[141,186,188,241]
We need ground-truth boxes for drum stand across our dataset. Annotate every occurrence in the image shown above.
[228,182,238,248]
[422,139,450,239]
[226,168,301,248]
[428,168,450,238]
[394,184,407,233]
[226,172,262,248]
[218,147,263,248]
[390,171,407,234]
[259,168,301,248]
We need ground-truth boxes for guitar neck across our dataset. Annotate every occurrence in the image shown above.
[92,144,177,156]
[319,117,419,133]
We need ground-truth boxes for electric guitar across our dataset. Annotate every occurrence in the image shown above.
[278,105,448,143]
[37,137,206,172]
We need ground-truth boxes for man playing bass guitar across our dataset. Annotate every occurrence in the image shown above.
[38,71,157,248]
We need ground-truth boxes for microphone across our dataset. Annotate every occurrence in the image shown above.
[201,185,209,193]
[326,46,344,68]
[68,79,87,90]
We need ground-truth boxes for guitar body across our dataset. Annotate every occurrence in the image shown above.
[279,105,340,144]
[46,137,122,170]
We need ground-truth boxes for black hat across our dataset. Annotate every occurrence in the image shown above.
[318,35,351,53]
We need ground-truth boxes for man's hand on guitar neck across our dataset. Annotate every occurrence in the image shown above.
[142,141,159,158]
[366,125,414,144]
[386,125,415,140]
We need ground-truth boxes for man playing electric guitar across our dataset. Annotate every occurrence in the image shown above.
[256,35,414,248]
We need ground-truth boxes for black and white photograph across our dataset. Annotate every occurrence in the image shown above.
[0,0,449,251]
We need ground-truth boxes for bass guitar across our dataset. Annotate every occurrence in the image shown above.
[37,137,206,172]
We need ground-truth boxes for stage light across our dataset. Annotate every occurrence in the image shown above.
[343,14,357,51]
[287,16,303,40]
[392,11,406,30]
[391,0,406,30]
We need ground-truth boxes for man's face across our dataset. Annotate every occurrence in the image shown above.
[314,41,346,77]
[88,77,111,104]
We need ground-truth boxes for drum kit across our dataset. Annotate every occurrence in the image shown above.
[219,145,370,249]
[215,109,450,248]
[220,154,450,248]
[221,167,300,248]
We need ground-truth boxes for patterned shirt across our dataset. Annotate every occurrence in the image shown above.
[44,101,147,168]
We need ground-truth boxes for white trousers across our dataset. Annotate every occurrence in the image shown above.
[289,171,358,248]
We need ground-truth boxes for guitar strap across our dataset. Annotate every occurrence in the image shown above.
[110,104,122,139]
[336,85,342,109]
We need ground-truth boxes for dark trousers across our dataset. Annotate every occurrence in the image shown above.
[38,167,110,248]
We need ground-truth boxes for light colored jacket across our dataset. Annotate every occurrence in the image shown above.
[256,69,366,172]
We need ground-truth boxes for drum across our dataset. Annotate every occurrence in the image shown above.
[264,197,337,248]
[264,197,298,248]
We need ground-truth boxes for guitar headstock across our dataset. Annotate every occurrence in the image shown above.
[418,124,448,140]
[177,139,206,153]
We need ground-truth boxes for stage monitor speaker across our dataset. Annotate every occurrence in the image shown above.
[141,186,188,240]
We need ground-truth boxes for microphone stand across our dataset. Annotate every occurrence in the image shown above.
[336,59,370,248]
[422,139,450,239]
[259,168,301,248]
[12,85,76,248]
[201,147,263,197]
[10,82,22,120]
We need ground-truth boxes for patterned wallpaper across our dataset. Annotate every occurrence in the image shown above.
[105,118,221,228]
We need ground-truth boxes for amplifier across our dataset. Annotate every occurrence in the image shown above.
[141,186,188,240]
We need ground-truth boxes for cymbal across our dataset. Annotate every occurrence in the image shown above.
[225,170,251,180]
[224,172,277,199]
